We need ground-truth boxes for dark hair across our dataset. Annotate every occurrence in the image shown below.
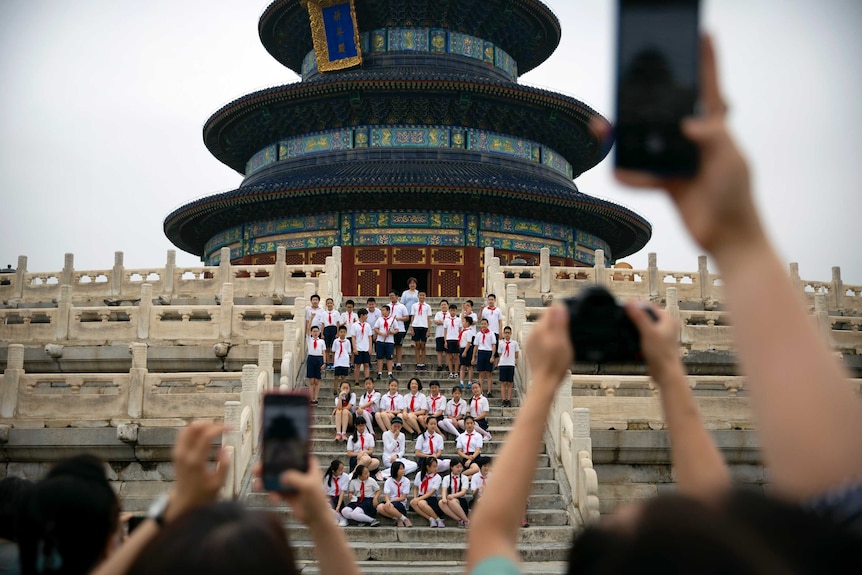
[20,455,120,575]
[390,461,405,479]
[567,490,862,575]
[325,297,334,303]
[310,294,320,302]
[345,299,354,306]
[338,325,348,332]
[350,417,366,444]
[475,455,491,468]
[449,304,458,311]
[463,316,474,326]
[429,380,440,387]
[503,326,512,332]
[363,376,374,385]
[419,457,436,478]
[408,377,422,391]
[382,305,391,312]
[324,460,343,489]
[452,385,462,393]
[407,277,417,286]
[127,502,297,575]
[358,308,368,317]
[0,476,35,541]
[310,325,320,333]
[389,291,397,297]
[464,415,475,424]
[440,299,449,305]
[352,465,367,481]
[366,297,376,303]
[465,300,474,306]
[487,294,496,299]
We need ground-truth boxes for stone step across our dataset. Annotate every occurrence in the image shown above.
[287,541,572,562]
[246,491,563,512]
[279,523,572,543]
[298,560,569,575]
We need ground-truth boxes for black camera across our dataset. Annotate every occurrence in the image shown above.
[565,287,655,363]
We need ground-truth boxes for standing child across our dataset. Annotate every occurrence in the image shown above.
[387,292,409,372]
[481,294,503,343]
[306,325,325,405]
[365,298,381,333]
[321,297,339,370]
[346,417,380,479]
[439,460,471,527]
[472,318,497,398]
[401,377,428,437]
[351,308,374,386]
[375,379,403,432]
[468,382,492,442]
[340,465,381,526]
[458,316,475,388]
[462,299,478,326]
[496,326,520,407]
[409,291,432,371]
[340,299,359,386]
[324,459,350,527]
[444,304,461,379]
[305,293,324,335]
[438,385,467,437]
[374,305,397,380]
[356,376,380,433]
[376,461,412,527]
[332,325,352,395]
[456,415,483,477]
[333,381,356,441]
[410,458,444,528]
[433,300,449,372]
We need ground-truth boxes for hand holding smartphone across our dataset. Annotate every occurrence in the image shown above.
[614,0,701,176]
[262,391,310,492]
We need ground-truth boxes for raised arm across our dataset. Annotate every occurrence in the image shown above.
[466,306,572,571]
[626,303,730,500]
[613,36,862,500]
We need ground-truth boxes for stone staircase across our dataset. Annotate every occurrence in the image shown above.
[245,328,574,574]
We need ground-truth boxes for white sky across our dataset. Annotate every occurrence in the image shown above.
[1,0,860,284]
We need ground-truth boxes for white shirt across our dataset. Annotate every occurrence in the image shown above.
[366,307,382,328]
[348,477,380,502]
[382,429,406,461]
[458,327,475,350]
[331,338,352,367]
[383,476,411,501]
[403,392,427,414]
[497,339,520,367]
[358,390,380,413]
[374,316,396,343]
[335,392,356,410]
[347,430,375,454]
[351,321,373,352]
[443,473,467,496]
[389,301,409,330]
[481,306,503,334]
[463,311,478,326]
[426,393,446,416]
[433,311,447,338]
[444,314,461,340]
[321,308,339,328]
[323,471,350,498]
[306,306,325,330]
[470,472,489,494]
[414,472,442,496]
[307,336,324,357]
[410,301,432,328]
[444,398,467,419]
[339,310,358,327]
[456,431,483,455]
[468,395,489,418]
[473,329,497,352]
[415,430,445,457]
[380,392,404,413]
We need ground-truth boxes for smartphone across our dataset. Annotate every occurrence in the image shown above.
[262,391,310,491]
[614,0,701,176]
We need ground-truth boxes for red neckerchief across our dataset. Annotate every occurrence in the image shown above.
[450,316,456,328]
[504,341,510,356]
[453,475,460,493]
[332,475,340,497]
[454,402,460,417]
[328,311,333,324]
[389,395,396,410]
[338,340,344,357]
[396,480,402,498]
[481,329,489,345]
[410,394,416,412]
[359,482,365,502]
[473,396,481,413]
[430,395,440,412]
[427,432,434,455]
[360,434,365,451]
[465,432,473,454]
[421,472,436,495]
[383,318,389,332]
[313,339,318,350]
[458,328,467,344]
[418,302,423,314]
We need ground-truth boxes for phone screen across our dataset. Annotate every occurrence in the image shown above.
[614,0,700,176]
[262,392,310,491]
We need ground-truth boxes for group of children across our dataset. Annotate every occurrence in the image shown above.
[306,293,521,408]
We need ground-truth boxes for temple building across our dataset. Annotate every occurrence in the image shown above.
[163,0,651,297]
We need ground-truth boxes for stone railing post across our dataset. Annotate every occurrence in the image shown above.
[56,285,73,340]
[112,251,124,296]
[222,401,242,496]
[241,364,261,452]
[331,246,342,304]
[666,287,680,323]
[13,256,27,299]
[698,255,711,301]
[484,247,495,295]
[505,284,517,317]
[1,344,25,418]
[61,253,74,288]
[648,252,659,299]
[219,283,235,340]
[304,282,316,302]
[540,247,551,293]
[164,250,176,296]
[294,296,307,335]
[127,343,148,418]
[217,248,232,291]
[487,257,501,299]
[550,370,573,458]
[273,247,286,298]
[317,272,331,301]
[594,250,607,287]
[138,284,153,339]
[832,266,844,309]
[572,407,592,465]
[258,341,274,391]
[814,293,832,344]
[493,271,505,302]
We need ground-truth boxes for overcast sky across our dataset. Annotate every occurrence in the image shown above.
[1,0,860,285]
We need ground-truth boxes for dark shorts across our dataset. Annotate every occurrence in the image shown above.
[451,497,469,514]
[355,351,371,365]
[499,365,515,383]
[375,341,395,360]
[424,496,441,516]
[461,456,478,468]
[334,366,349,377]
[459,350,472,367]
[447,340,459,354]
[391,501,407,515]
[330,495,340,509]
[394,331,406,346]
[306,355,324,379]
[347,498,378,517]
[476,418,489,431]
[412,327,428,342]
[436,336,446,352]
[476,350,493,373]
[323,325,337,349]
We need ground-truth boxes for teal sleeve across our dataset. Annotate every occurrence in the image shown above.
[470,556,522,575]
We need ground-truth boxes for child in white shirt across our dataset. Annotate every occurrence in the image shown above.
[375,461,412,527]
[433,300,449,371]
[323,459,350,527]
[306,325,325,405]
[438,385,468,437]
[439,459,471,527]
[495,326,520,407]
[340,464,381,526]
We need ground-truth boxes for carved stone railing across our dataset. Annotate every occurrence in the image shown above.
[0,246,342,306]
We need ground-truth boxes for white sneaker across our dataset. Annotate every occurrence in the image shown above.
[485,434,493,443]
[338,517,348,527]
[430,519,438,528]
[436,518,445,528]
